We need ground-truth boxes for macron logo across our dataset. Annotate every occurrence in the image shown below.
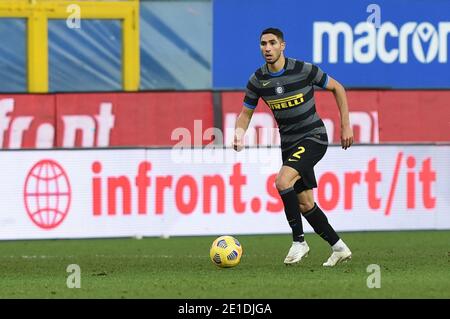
[413,23,439,63]
[313,21,450,64]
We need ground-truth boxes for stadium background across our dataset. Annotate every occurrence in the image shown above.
[0,0,448,239]
[0,0,449,300]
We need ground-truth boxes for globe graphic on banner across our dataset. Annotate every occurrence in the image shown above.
[24,160,71,230]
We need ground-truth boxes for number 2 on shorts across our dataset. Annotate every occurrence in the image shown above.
[292,146,305,159]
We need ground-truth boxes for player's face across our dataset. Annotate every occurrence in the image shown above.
[260,33,285,64]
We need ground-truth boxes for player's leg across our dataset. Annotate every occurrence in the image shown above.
[297,188,340,245]
[289,136,351,266]
[275,166,309,264]
[296,186,352,266]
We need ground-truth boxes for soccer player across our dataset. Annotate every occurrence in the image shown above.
[233,28,353,266]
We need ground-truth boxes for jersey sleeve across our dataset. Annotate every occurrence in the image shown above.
[310,64,329,89]
[243,74,260,110]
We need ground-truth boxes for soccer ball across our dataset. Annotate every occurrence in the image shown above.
[209,235,243,268]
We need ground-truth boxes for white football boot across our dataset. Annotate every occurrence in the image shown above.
[284,241,310,265]
[323,239,352,267]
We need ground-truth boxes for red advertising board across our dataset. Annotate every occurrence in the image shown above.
[374,91,450,142]
[314,90,450,143]
[54,92,214,147]
[0,94,56,148]
[0,90,448,149]
[222,90,450,144]
[0,92,214,148]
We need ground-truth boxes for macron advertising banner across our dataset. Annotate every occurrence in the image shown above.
[213,0,450,88]
[0,145,449,240]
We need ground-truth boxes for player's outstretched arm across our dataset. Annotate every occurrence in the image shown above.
[324,76,354,150]
[233,105,254,151]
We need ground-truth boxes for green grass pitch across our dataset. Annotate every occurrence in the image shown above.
[0,230,449,298]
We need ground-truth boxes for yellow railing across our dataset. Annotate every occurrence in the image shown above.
[0,0,140,92]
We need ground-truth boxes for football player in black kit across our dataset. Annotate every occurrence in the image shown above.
[233,28,354,266]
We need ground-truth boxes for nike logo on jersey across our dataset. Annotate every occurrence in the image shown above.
[262,81,271,86]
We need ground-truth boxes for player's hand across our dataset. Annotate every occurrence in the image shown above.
[341,125,354,150]
[233,135,244,152]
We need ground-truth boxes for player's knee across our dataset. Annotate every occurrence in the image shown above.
[299,200,315,214]
[275,175,294,191]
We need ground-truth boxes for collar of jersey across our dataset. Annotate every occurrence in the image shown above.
[268,68,285,76]
[267,58,288,76]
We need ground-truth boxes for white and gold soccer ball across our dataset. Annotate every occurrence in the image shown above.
[209,235,243,268]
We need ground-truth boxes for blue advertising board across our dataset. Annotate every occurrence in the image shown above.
[213,0,450,89]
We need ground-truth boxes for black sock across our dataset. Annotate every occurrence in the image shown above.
[279,187,304,242]
[303,203,339,246]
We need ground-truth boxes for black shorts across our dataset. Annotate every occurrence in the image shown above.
[281,134,328,193]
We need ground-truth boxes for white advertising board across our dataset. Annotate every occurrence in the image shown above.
[0,145,448,239]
